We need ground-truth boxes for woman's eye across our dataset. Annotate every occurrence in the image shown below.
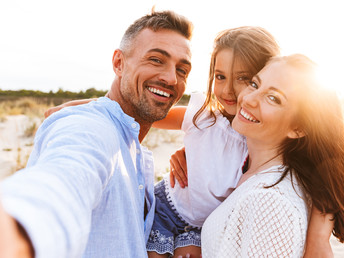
[249,81,258,89]
[215,74,225,80]
[268,95,281,104]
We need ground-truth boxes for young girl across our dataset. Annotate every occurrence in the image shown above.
[146,26,281,258]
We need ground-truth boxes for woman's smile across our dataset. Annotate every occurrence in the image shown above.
[239,108,260,123]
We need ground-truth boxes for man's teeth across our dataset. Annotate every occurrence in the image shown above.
[240,109,259,123]
[148,87,170,97]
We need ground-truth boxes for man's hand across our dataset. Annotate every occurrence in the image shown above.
[0,202,34,258]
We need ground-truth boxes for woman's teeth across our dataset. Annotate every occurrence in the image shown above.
[240,109,260,123]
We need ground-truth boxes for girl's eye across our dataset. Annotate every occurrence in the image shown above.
[268,95,281,104]
[249,81,258,89]
[238,76,250,81]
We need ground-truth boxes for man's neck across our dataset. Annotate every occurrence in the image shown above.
[106,80,152,143]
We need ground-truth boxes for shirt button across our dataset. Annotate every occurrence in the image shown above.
[138,185,144,190]
[136,149,141,155]
[131,123,137,129]
[147,164,151,169]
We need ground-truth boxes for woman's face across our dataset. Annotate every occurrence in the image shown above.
[232,60,302,147]
[213,49,251,116]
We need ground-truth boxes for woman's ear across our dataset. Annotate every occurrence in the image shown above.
[112,49,124,76]
[287,128,305,139]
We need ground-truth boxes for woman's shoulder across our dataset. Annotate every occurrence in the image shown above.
[238,170,310,215]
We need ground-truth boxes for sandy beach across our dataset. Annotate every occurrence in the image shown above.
[0,115,40,180]
[0,115,343,256]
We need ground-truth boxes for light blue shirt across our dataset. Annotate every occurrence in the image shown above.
[1,97,155,257]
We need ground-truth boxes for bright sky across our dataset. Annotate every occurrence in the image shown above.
[1,0,343,95]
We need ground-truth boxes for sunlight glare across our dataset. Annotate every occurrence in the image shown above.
[314,64,344,101]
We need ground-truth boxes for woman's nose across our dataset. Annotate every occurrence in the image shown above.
[241,90,258,107]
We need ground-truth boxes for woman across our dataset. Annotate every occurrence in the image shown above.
[201,54,344,257]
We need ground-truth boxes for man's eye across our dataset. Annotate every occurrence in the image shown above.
[249,81,258,89]
[150,58,162,64]
[177,68,187,75]
[268,95,281,104]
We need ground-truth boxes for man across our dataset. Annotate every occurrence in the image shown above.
[0,10,193,258]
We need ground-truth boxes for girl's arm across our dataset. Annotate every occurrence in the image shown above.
[153,106,188,187]
[304,207,334,258]
[152,106,187,130]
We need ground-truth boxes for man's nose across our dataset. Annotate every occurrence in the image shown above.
[159,66,177,86]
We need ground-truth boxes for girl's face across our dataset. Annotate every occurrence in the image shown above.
[213,49,251,117]
[232,60,302,147]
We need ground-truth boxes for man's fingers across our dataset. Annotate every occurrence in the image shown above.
[0,201,17,257]
[0,202,34,258]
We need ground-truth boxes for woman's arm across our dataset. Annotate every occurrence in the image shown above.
[152,106,187,130]
[169,147,187,188]
[304,206,334,258]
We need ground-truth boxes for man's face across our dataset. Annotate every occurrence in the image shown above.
[117,28,192,123]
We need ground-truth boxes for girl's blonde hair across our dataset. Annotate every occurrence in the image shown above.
[193,26,280,126]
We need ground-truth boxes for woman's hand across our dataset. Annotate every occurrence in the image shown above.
[44,98,97,118]
[169,147,188,188]
[303,207,334,258]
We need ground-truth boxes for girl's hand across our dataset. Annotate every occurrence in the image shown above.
[169,147,188,188]
[44,98,97,118]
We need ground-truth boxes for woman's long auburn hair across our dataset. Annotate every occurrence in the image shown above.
[193,26,280,126]
[270,54,344,242]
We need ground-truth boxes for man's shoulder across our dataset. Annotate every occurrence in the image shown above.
[46,98,124,129]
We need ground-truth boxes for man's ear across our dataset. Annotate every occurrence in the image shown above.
[112,49,124,76]
[287,127,305,139]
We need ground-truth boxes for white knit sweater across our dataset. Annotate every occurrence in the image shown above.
[201,165,311,258]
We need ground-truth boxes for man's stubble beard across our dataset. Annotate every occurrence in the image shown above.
[120,84,175,124]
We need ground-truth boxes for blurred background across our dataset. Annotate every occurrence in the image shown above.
[1,0,344,96]
[1,1,344,254]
